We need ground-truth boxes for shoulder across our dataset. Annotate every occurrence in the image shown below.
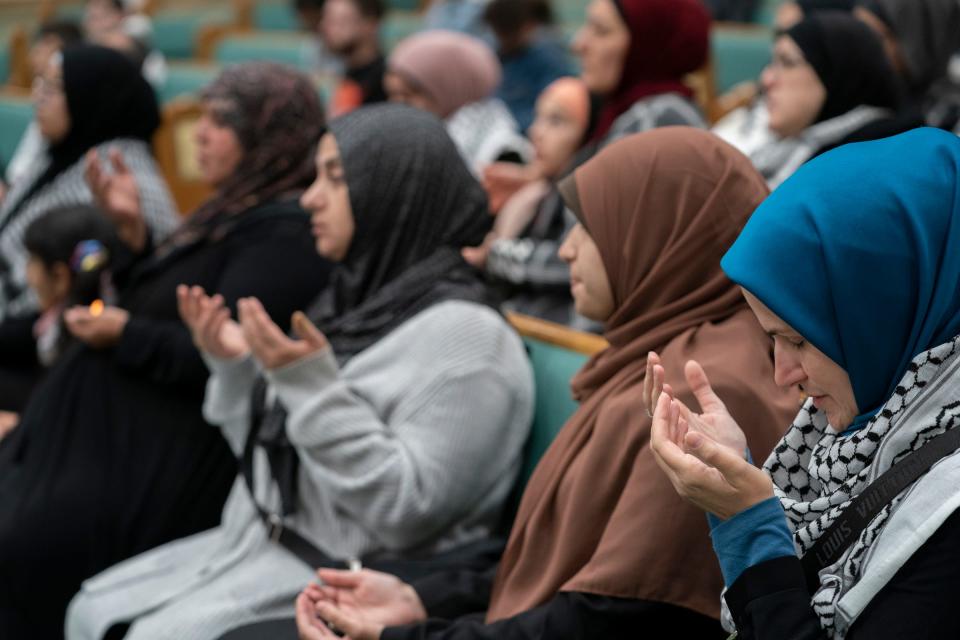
[387,300,528,374]
[610,93,706,138]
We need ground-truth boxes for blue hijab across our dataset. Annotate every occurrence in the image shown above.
[721,128,960,425]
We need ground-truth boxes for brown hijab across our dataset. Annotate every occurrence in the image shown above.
[486,127,798,621]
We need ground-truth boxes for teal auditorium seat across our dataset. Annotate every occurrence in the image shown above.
[0,96,33,176]
[381,11,422,53]
[518,336,589,485]
[158,63,221,104]
[0,45,9,87]
[711,26,772,94]
[254,2,301,31]
[213,33,315,71]
[153,7,236,59]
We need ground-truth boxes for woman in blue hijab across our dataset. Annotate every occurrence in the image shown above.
[648,127,960,638]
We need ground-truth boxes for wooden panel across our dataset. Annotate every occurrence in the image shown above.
[153,98,212,216]
[507,312,607,356]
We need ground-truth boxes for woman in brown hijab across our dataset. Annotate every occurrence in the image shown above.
[293,127,797,640]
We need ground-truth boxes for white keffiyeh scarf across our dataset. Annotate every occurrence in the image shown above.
[723,335,960,638]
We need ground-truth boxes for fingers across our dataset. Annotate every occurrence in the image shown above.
[109,148,130,175]
[682,430,750,481]
[644,352,666,417]
[296,593,335,639]
[316,568,364,589]
[239,297,288,352]
[684,360,726,414]
[315,602,370,640]
[292,312,328,350]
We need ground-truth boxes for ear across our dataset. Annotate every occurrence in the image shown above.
[50,262,73,302]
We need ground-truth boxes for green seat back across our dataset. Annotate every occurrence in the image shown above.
[158,63,221,104]
[214,33,314,71]
[0,96,33,176]
[153,8,235,59]
[711,26,772,93]
[518,336,588,487]
[381,11,422,53]
[254,2,301,31]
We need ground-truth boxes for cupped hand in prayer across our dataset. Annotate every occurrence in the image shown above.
[296,568,427,640]
[0,411,19,441]
[64,304,130,349]
[648,360,774,519]
[177,285,249,360]
[85,148,147,252]
[238,298,328,371]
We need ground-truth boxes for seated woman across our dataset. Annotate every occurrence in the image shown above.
[385,30,531,176]
[292,128,798,640]
[0,204,116,419]
[650,127,960,638]
[572,0,709,151]
[464,77,595,329]
[0,62,331,639]
[747,12,916,189]
[854,0,960,129]
[0,45,177,324]
[66,104,535,640]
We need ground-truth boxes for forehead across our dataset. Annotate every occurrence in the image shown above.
[317,133,341,161]
[741,288,802,335]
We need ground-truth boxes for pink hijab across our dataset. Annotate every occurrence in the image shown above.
[388,30,501,118]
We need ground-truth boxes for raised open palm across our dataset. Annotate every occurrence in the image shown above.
[85,148,147,251]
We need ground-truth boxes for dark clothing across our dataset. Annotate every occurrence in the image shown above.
[497,34,573,132]
[0,200,330,640]
[0,313,40,410]
[217,567,725,640]
[347,55,388,105]
[701,0,758,21]
[381,566,725,640]
[725,507,960,639]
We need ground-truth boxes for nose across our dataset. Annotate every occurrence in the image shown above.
[571,27,586,56]
[557,230,576,263]
[300,180,326,213]
[760,65,776,93]
[773,340,806,388]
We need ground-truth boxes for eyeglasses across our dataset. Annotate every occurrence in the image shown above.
[766,53,809,72]
[32,76,64,100]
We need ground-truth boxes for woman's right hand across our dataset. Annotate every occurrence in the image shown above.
[296,569,427,640]
[0,411,19,441]
[85,148,148,252]
[177,285,249,360]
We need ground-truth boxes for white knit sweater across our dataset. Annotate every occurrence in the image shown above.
[66,300,534,640]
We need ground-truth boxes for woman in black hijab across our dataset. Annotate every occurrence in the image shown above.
[749,12,919,188]
[0,62,332,640]
[0,45,177,332]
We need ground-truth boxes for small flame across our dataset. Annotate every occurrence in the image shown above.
[89,299,105,317]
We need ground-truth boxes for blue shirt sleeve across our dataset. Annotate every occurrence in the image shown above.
[707,497,797,586]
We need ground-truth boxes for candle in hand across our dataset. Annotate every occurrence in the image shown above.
[89,299,105,317]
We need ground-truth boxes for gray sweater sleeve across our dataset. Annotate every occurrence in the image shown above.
[266,306,533,550]
[201,353,260,455]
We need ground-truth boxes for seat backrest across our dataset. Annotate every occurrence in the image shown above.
[158,62,221,104]
[711,23,772,94]
[506,313,607,486]
[153,98,212,215]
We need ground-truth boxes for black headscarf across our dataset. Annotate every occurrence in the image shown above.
[857,0,960,95]
[157,62,326,255]
[308,104,495,362]
[787,12,901,123]
[797,0,853,13]
[4,45,159,217]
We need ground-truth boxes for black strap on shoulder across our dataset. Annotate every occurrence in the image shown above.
[800,426,960,592]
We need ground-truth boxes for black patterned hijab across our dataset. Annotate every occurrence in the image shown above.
[4,45,159,218]
[309,104,495,362]
[158,62,325,254]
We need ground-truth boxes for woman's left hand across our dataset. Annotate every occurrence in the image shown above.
[650,392,774,519]
[0,411,19,441]
[64,305,130,348]
[238,298,328,371]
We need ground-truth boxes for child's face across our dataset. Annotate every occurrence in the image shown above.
[26,257,70,312]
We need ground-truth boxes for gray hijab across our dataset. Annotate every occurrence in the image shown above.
[309,104,495,362]
[858,0,960,93]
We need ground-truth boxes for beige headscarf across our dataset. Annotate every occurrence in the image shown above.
[486,127,798,621]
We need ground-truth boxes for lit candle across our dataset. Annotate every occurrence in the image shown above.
[89,299,105,317]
